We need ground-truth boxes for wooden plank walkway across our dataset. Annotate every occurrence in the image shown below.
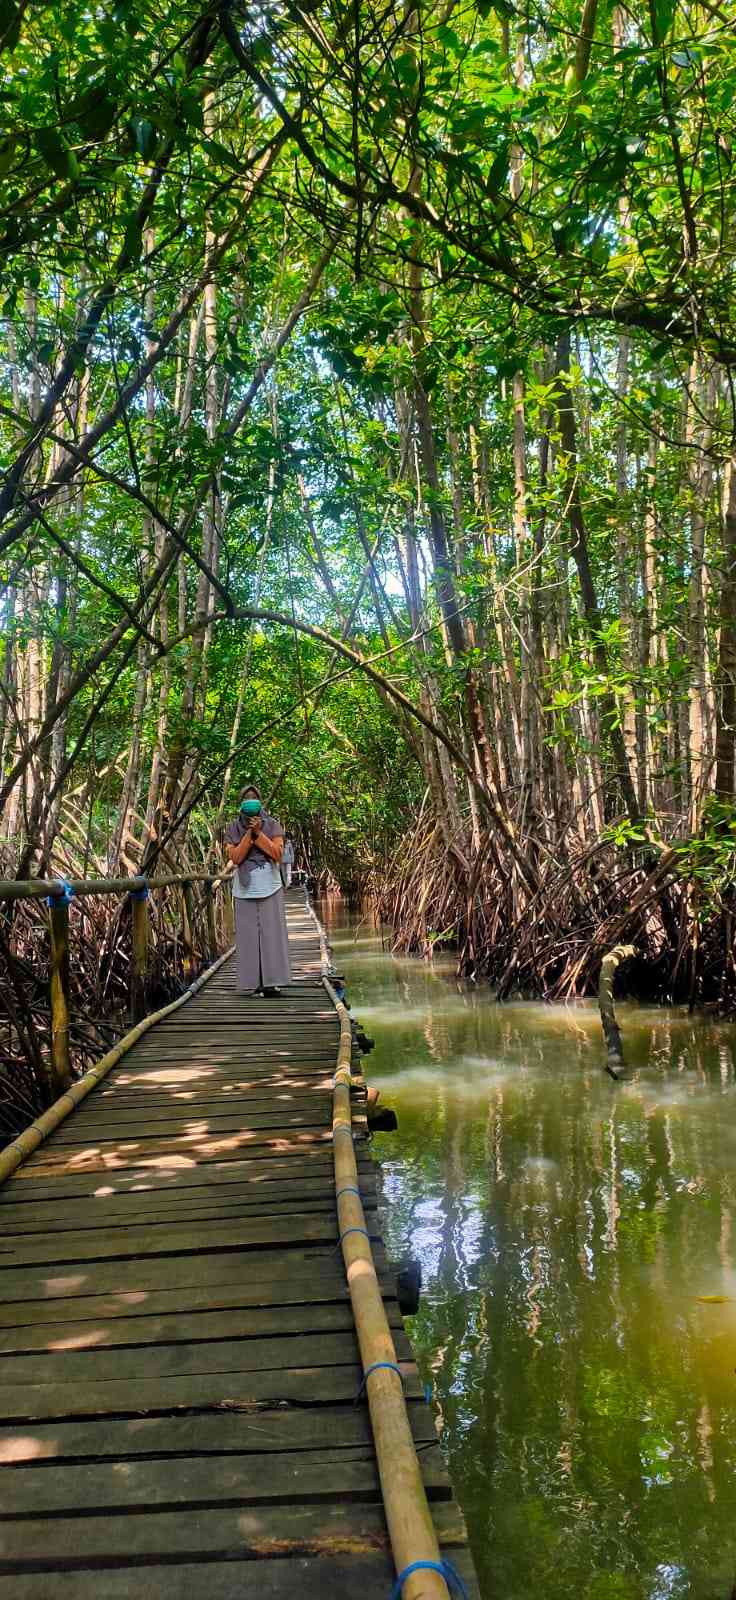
[0,893,478,1598]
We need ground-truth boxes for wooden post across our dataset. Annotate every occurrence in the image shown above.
[48,888,72,1101]
[182,880,195,983]
[224,881,235,944]
[204,879,217,962]
[129,885,149,1022]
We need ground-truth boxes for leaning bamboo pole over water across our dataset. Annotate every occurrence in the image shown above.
[0,943,233,1186]
[309,897,449,1599]
[599,942,635,1079]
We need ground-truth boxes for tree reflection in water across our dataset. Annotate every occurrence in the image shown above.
[322,900,736,1600]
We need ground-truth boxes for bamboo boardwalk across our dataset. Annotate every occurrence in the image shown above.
[0,893,478,1598]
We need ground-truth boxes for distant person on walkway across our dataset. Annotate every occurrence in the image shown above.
[225,784,291,997]
[281,834,295,888]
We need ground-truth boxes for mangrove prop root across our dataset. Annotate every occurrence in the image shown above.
[370,818,723,1015]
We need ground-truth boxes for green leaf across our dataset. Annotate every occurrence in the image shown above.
[130,117,157,159]
[122,213,143,263]
[36,126,79,181]
[76,87,118,141]
[486,141,510,196]
[651,0,674,46]
[114,0,140,37]
[97,17,117,48]
[437,24,461,52]
[202,136,241,173]
[395,52,419,85]
[179,90,204,131]
[0,133,20,174]
[0,0,21,50]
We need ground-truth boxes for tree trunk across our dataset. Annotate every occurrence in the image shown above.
[686,363,716,824]
[554,330,641,828]
[714,449,736,801]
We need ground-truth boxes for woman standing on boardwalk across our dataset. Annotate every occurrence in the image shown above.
[225,784,291,996]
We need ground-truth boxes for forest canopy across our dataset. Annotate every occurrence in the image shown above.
[3,0,736,1106]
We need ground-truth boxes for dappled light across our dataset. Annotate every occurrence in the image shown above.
[46,1330,109,1352]
[2,0,736,1590]
[43,1277,88,1299]
[0,1435,59,1463]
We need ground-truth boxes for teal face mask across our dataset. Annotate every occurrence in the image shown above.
[240,798,262,816]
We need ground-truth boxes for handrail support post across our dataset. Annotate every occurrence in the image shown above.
[47,885,73,1102]
[205,879,217,962]
[181,879,195,983]
[129,883,150,1023]
[224,880,234,944]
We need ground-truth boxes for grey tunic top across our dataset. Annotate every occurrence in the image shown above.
[225,813,284,900]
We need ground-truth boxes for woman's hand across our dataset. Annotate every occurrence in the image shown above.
[227,832,254,867]
[255,831,284,864]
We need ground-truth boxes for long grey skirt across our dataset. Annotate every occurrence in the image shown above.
[234,891,291,990]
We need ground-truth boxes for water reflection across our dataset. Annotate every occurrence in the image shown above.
[322,900,736,1600]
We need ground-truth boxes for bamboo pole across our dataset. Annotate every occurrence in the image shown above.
[129,886,149,1023]
[48,892,72,1100]
[205,879,217,961]
[0,871,231,903]
[0,943,234,1187]
[223,886,235,945]
[305,884,450,1599]
[181,879,195,982]
[323,971,448,1600]
[599,943,635,1078]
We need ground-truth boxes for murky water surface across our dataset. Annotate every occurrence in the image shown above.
[321,900,736,1600]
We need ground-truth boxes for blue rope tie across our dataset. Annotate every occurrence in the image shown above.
[390,1559,470,1599]
[335,1225,370,1254]
[355,1359,404,1402]
[46,879,74,907]
[333,1123,354,1140]
[335,1185,361,1202]
[129,881,149,901]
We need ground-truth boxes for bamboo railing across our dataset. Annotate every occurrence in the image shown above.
[306,897,453,1600]
[0,944,234,1186]
[0,871,234,1103]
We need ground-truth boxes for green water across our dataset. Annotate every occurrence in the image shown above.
[321,900,736,1600]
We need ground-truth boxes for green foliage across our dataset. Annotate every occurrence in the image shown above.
[670,802,736,908]
[2,0,736,908]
